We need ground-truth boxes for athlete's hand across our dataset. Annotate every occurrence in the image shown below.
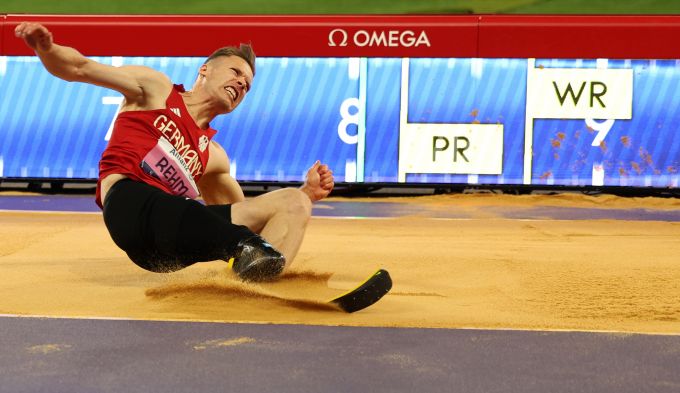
[15,22,54,52]
[301,161,334,202]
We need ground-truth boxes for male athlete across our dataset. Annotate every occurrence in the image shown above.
[15,22,335,282]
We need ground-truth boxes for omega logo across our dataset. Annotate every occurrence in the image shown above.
[328,28,431,48]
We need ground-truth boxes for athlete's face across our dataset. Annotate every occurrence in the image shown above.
[200,56,253,113]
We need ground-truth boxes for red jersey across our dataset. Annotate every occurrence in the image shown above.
[96,84,217,208]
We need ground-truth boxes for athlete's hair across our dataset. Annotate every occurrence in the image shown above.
[204,44,256,76]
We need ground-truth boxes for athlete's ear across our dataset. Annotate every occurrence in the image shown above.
[198,64,208,78]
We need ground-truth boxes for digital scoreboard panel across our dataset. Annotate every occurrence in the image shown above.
[1,15,679,189]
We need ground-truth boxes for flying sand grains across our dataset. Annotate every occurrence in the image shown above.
[620,136,631,147]
[599,141,608,153]
[631,162,642,174]
[192,337,256,351]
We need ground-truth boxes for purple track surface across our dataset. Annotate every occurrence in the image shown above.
[2,316,679,393]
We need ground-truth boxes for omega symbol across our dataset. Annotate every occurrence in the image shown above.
[328,29,348,47]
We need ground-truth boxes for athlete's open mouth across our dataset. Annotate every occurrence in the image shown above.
[225,86,238,101]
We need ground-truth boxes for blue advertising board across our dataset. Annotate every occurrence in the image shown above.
[1,55,678,188]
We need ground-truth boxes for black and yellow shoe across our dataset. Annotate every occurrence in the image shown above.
[228,235,286,282]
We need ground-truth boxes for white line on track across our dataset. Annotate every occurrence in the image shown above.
[0,209,101,215]
[0,313,677,336]
[0,209,637,222]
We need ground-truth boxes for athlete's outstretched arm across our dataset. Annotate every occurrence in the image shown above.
[14,22,169,102]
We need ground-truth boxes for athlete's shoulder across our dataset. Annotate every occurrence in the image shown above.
[124,65,173,95]
[116,66,173,109]
[119,65,171,83]
[210,140,226,153]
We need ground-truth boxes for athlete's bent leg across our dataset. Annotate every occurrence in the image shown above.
[230,188,312,267]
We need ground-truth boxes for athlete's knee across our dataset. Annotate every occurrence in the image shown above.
[279,188,312,220]
[231,234,286,282]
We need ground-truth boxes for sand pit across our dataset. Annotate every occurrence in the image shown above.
[0,193,679,334]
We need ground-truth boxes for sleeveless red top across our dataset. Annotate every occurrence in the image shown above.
[96,84,217,208]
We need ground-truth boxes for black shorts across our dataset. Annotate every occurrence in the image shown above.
[102,179,254,273]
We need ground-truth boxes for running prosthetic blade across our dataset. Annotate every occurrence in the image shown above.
[329,269,392,313]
